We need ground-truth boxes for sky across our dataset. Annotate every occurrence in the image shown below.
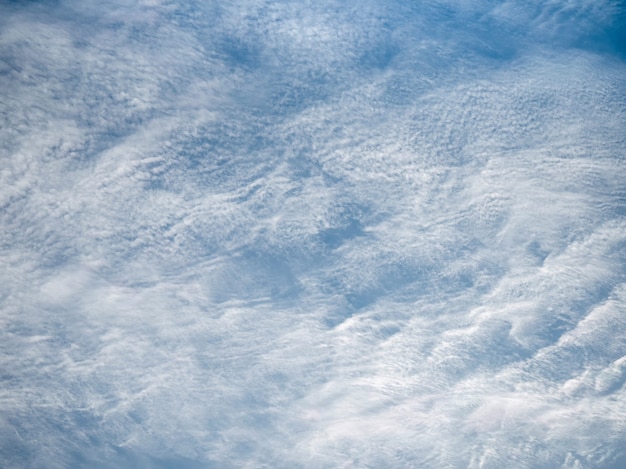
[1,0,626,467]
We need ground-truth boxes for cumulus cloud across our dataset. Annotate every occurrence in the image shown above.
[1,0,625,467]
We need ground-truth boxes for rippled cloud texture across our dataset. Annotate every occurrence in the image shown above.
[2,0,626,467]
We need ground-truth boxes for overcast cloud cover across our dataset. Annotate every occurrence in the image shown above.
[1,0,626,467]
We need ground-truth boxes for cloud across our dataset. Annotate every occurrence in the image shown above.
[1,0,625,467]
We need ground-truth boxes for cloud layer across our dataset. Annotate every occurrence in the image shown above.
[1,0,626,467]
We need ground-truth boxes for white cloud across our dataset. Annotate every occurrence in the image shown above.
[1,0,625,467]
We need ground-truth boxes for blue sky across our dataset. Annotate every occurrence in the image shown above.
[1,0,626,467]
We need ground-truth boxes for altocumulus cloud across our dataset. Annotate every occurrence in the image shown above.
[1,0,625,467]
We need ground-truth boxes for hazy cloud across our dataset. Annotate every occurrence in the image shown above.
[1,0,625,467]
